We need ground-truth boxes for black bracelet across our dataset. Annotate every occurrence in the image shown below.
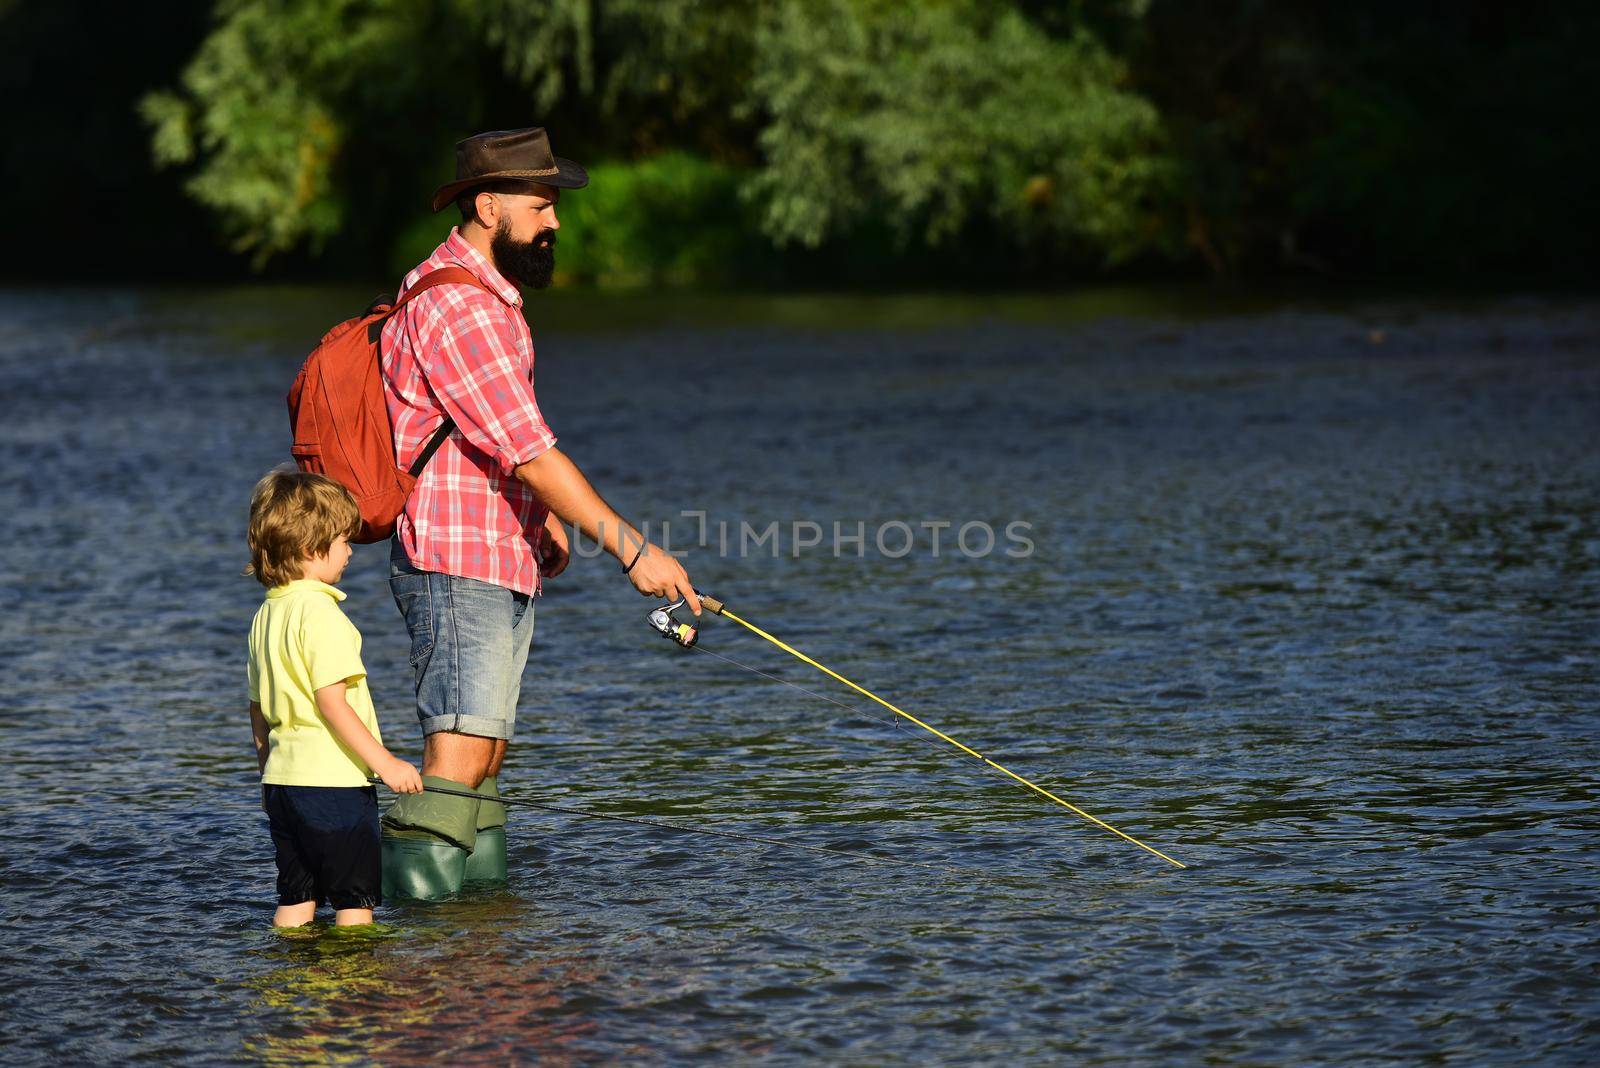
[623,540,647,574]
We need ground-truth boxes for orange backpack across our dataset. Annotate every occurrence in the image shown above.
[286,266,488,543]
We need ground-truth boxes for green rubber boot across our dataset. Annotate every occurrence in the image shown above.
[462,776,508,886]
[382,834,469,900]
[380,775,480,901]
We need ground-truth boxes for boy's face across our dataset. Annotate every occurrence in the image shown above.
[302,535,353,585]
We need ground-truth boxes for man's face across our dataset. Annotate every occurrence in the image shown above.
[485,187,560,289]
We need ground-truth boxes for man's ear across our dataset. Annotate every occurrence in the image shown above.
[473,191,499,229]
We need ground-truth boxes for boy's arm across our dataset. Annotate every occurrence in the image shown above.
[313,683,422,793]
[248,701,270,774]
[249,700,270,811]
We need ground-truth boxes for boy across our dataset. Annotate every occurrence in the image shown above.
[245,469,423,927]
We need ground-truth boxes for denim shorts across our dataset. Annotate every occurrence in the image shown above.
[389,539,534,740]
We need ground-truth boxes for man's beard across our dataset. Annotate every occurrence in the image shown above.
[490,223,556,290]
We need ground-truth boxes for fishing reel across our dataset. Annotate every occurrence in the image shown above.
[648,597,700,648]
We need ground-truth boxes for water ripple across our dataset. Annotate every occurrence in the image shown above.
[0,292,1596,1064]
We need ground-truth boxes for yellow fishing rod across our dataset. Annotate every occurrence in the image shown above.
[647,594,1186,870]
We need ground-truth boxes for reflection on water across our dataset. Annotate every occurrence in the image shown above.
[0,287,1596,1065]
[245,905,600,1066]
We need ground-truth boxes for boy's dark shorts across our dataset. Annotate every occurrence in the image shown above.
[264,785,381,910]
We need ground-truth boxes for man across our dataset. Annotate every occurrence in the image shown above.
[377,127,699,897]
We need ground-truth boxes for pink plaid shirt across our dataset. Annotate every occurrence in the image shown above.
[381,229,557,595]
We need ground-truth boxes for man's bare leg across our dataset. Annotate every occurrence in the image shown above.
[459,738,511,885]
[382,733,496,899]
[422,731,497,788]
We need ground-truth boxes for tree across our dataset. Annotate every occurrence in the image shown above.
[746,0,1178,264]
[141,0,758,266]
[143,0,1177,273]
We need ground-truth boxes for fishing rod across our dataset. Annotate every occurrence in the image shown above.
[372,779,978,878]
[649,594,1187,870]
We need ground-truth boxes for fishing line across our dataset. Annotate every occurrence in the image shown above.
[377,780,984,879]
[650,594,1187,870]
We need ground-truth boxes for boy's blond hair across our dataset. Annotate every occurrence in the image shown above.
[247,468,361,588]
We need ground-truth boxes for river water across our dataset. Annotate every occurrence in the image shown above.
[0,287,1596,1065]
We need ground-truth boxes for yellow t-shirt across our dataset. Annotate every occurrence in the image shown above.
[247,580,382,787]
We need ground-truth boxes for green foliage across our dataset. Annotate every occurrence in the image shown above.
[550,153,765,288]
[141,0,396,262]
[1121,3,1600,275]
[387,153,763,288]
[467,0,757,152]
[1282,8,1600,273]
[136,0,1600,281]
[143,0,759,271]
[141,0,1177,274]
[140,0,460,265]
[388,213,456,283]
[746,0,1178,263]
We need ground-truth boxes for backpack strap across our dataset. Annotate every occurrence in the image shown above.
[409,417,455,477]
[367,264,491,342]
[379,264,497,478]
[393,264,492,306]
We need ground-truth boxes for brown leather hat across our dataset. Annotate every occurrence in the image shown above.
[430,127,588,213]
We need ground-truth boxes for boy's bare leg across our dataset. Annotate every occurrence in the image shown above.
[334,908,374,926]
[421,732,500,788]
[274,901,316,927]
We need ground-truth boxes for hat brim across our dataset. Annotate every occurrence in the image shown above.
[430,157,589,212]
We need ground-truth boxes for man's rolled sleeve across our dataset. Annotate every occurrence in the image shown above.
[421,296,557,475]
